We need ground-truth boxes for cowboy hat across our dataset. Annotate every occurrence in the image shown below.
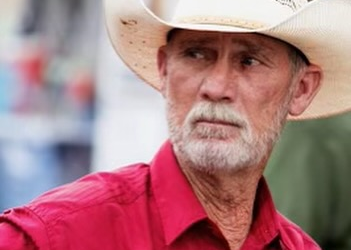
[104,0,351,120]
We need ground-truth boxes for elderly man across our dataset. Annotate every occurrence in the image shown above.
[1,0,351,249]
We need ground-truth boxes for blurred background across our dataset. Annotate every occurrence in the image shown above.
[0,0,177,211]
[1,0,350,249]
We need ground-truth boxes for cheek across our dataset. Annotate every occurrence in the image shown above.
[243,83,291,133]
[166,61,203,100]
[166,76,194,108]
[164,71,200,126]
[249,72,292,106]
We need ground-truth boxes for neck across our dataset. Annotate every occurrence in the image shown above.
[179,158,266,250]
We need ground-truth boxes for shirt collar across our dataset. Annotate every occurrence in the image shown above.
[150,140,207,245]
[241,178,280,248]
[150,140,281,247]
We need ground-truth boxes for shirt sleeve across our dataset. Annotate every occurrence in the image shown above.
[0,207,50,250]
[0,220,37,250]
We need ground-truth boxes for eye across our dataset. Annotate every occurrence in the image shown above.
[183,47,217,62]
[240,57,260,66]
[184,48,206,59]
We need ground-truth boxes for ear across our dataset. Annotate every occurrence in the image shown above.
[288,64,322,116]
[157,46,168,97]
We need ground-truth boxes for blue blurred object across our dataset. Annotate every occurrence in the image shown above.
[0,139,61,211]
[0,62,18,113]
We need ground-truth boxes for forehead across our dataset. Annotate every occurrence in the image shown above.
[167,29,292,53]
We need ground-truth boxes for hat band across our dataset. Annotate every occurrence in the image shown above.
[177,16,268,29]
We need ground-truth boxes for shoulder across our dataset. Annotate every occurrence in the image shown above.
[0,163,151,249]
[277,213,321,250]
[28,163,151,219]
[0,163,151,248]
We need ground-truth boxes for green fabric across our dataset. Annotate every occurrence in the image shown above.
[265,112,351,250]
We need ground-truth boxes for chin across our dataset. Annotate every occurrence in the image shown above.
[174,137,264,173]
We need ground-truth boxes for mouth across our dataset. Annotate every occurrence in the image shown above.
[195,118,242,128]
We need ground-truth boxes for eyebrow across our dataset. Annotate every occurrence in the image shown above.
[167,29,221,48]
[233,38,276,57]
[178,37,218,49]
[176,35,275,56]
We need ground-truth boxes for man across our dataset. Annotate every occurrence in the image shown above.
[1,0,351,249]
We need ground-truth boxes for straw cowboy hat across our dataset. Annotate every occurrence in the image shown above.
[104,0,351,120]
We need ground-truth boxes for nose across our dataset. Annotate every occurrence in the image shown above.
[199,60,237,103]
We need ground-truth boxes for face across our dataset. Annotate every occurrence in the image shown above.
[157,30,316,172]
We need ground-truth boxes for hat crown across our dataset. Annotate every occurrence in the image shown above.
[173,0,308,28]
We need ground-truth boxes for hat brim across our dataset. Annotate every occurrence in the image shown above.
[104,0,351,120]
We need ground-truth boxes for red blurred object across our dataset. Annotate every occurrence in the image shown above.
[15,41,47,87]
[66,71,94,105]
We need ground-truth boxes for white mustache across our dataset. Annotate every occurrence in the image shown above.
[186,102,248,128]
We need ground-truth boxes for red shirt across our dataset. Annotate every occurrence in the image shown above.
[0,141,320,250]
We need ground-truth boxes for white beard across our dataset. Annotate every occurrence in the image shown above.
[166,101,289,173]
